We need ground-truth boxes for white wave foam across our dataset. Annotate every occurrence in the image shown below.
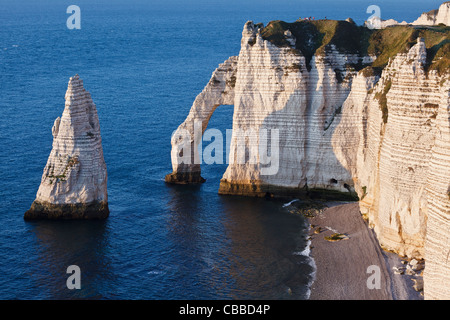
[293,239,311,256]
[293,226,317,300]
[147,270,164,275]
[283,199,299,207]
[305,254,317,299]
[325,226,339,233]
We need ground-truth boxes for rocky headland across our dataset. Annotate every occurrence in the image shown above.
[167,7,450,299]
[366,2,450,28]
[25,75,109,220]
[412,2,450,26]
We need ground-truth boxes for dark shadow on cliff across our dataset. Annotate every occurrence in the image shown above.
[198,64,358,201]
[255,66,357,200]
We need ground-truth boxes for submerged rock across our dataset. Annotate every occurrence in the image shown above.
[25,75,109,220]
[412,278,424,292]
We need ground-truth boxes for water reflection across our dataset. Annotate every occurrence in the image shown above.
[164,183,218,299]
[25,220,114,299]
[219,196,312,300]
[165,182,313,299]
[165,184,202,243]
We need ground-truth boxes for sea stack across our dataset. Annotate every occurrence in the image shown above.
[25,75,109,220]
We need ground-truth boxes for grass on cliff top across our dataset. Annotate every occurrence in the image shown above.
[368,25,450,73]
[425,32,450,75]
[261,20,370,70]
[374,79,392,123]
[260,20,450,74]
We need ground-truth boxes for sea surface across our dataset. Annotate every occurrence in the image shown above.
[0,0,442,300]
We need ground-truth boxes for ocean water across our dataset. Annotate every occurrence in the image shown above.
[0,0,443,300]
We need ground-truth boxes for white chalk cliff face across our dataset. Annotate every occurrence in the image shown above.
[165,57,238,183]
[412,2,450,26]
[365,17,408,29]
[334,39,450,300]
[336,39,437,258]
[423,81,450,300]
[366,2,449,28]
[219,22,366,197]
[167,21,449,299]
[25,75,109,219]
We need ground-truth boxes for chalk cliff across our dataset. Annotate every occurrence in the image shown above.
[166,19,449,299]
[423,81,450,300]
[165,57,238,184]
[219,21,369,199]
[412,2,450,26]
[336,38,439,256]
[25,75,109,219]
[365,2,449,29]
[365,17,408,29]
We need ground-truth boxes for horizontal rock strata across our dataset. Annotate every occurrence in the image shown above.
[423,81,450,300]
[334,38,446,262]
[218,21,364,199]
[168,19,449,299]
[25,75,109,220]
[165,56,238,184]
[412,2,450,26]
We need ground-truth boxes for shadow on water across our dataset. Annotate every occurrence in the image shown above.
[218,196,314,300]
[24,219,114,299]
[164,183,204,257]
[162,183,223,299]
[164,180,314,299]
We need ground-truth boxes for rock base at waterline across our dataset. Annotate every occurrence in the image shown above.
[218,179,359,201]
[165,172,206,184]
[24,201,109,220]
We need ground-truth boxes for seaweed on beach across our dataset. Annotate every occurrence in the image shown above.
[324,233,349,242]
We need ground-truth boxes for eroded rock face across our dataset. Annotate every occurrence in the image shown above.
[335,39,446,260]
[365,2,449,28]
[165,56,238,184]
[167,21,449,299]
[365,17,408,29]
[218,22,365,199]
[412,2,450,26]
[25,75,109,220]
[423,82,450,300]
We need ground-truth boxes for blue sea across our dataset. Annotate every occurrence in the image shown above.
[0,0,442,300]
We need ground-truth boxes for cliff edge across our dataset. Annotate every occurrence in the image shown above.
[412,2,450,26]
[166,18,449,299]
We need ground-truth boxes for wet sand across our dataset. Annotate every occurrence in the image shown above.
[308,202,422,300]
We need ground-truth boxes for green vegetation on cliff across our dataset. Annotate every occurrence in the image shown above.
[368,25,450,74]
[260,20,450,74]
[374,79,392,123]
[261,20,371,71]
